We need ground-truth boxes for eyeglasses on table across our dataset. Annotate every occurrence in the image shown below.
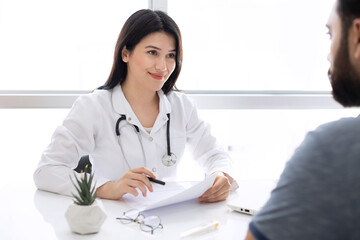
[116,209,163,235]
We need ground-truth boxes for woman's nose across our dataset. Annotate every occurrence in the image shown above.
[155,57,167,71]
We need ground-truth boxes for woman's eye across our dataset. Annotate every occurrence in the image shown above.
[148,50,157,56]
[167,53,176,59]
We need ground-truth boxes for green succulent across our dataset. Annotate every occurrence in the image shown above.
[70,165,96,206]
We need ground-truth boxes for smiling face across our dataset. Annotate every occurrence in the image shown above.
[122,31,176,93]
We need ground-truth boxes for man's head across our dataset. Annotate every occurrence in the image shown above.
[327,0,360,107]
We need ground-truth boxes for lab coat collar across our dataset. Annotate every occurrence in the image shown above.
[111,84,172,134]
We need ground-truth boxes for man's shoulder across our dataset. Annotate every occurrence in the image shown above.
[293,116,360,167]
[314,116,360,138]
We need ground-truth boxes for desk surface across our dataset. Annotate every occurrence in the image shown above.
[0,180,274,240]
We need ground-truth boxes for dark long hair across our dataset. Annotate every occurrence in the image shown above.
[337,0,360,31]
[99,9,183,94]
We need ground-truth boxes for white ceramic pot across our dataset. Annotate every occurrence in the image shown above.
[65,199,107,235]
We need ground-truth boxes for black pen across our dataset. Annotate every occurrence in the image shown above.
[147,177,166,185]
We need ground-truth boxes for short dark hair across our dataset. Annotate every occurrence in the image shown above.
[99,9,183,94]
[337,0,360,32]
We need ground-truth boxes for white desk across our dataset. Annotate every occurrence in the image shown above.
[0,181,259,240]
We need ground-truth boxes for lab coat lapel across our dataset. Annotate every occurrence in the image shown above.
[111,85,142,128]
[151,90,172,134]
[112,85,171,134]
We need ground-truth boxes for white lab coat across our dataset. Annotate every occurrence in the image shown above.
[34,85,233,196]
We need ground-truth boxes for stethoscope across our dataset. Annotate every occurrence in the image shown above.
[115,113,177,168]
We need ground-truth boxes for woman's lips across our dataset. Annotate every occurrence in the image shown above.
[149,72,165,80]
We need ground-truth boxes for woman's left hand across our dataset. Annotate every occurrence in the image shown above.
[198,172,231,203]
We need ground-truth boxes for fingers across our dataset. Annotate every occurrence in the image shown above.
[96,167,158,200]
[198,188,229,202]
[127,167,160,194]
[121,170,154,196]
[123,184,140,197]
[131,167,157,179]
[198,175,231,203]
[199,187,230,202]
[126,171,154,193]
[127,179,149,197]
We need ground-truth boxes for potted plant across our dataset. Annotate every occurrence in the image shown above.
[65,165,107,234]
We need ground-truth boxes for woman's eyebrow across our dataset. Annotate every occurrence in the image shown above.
[145,45,176,52]
[145,45,161,50]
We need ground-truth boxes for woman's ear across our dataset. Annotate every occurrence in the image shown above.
[352,19,360,60]
[122,46,129,63]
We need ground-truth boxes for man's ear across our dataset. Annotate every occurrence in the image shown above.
[121,46,129,63]
[352,19,360,60]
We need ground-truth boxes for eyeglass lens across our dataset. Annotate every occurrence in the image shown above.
[140,215,163,234]
[117,209,144,224]
[117,209,163,234]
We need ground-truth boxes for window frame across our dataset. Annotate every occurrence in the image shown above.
[0,90,341,109]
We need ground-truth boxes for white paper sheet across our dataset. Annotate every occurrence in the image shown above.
[121,174,217,211]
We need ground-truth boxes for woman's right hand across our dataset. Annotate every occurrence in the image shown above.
[96,167,157,200]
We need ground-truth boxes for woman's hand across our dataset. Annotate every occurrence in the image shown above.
[96,167,157,200]
[198,172,231,203]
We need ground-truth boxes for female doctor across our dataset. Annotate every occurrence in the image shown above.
[33,9,236,203]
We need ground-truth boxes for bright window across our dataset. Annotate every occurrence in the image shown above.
[169,0,334,91]
[179,108,360,181]
[0,0,147,90]
[0,0,334,91]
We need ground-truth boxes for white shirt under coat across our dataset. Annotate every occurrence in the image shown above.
[34,85,233,196]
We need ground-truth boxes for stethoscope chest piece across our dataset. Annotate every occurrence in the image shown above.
[162,153,177,167]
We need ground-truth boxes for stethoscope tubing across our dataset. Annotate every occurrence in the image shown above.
[166,113,171,156]
[115,113,176,168]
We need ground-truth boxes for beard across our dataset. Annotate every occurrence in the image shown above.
[328,33,360,107]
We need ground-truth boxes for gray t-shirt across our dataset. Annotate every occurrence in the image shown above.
[251,116,360,240]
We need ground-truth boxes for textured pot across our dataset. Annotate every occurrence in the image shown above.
[65,199,107,234]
